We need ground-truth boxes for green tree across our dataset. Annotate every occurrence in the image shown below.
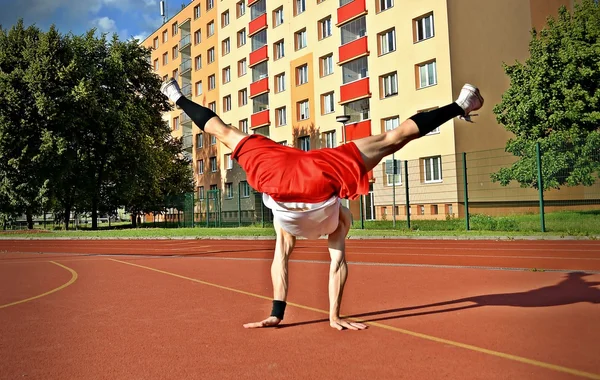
[492,0,600,190]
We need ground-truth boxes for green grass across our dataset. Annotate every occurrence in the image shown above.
[2,211,599,239]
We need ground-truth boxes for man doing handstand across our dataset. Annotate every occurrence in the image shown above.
[160,78,484,330]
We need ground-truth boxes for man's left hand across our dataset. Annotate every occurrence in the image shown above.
[243,316,282,328]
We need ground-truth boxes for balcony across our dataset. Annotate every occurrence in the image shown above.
[181,112,192,125]
[251,109,270,128]
[248,13,267,37]
[338,36,368,65]
[337,0,367,26]
[344,119,371,142]
[340,77,370,104]
[249,45,268,67]
[179,59,192,74]
[179,34,191,50]
[181,84,192,97]
[247,0,260,5]
[182,133,193,152]
[250,77,269,98]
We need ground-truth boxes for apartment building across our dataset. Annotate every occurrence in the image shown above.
[144,0,575,222]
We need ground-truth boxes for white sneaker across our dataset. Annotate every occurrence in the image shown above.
[455,84,484,122]
[160,78,183,103]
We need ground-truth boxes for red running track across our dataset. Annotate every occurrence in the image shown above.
[1,238,599,380]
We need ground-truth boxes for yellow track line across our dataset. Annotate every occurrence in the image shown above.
[109,258,600,380]
[0,261,78,309]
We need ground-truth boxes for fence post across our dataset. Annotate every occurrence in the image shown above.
[205,193,209,228]
[392,154,396,228]
[404,160,410,229]
[261,195,265,228]
[462,152,470,231]
[536,142,546,232]
[238,183,242,227]
[359,195,364,229]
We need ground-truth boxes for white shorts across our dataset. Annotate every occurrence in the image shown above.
[262,194,341,239]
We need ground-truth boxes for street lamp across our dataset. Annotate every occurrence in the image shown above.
[336,115,350,145]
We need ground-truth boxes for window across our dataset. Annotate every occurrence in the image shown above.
[342,56,368,84]
[276,107,286,126]
[324,130,336,148]
[378,0,393,12]
[295,0,306,15]
[238,89,248,106]
[225,154,233,170]
[222,38,231,55]
[320,54,333,77]
[172,22,178,36]
[209,102,216,113]
[340,0,354,5]
[223,95,231,112]
[173,116,179,130]
[295,29,307,50]
[194,29,201,44]
[415,13,434,42]
[381,72,398,98]
[423,156,442,182]
[383,116,399,131]
[196,133,203,148]
[237,1,246,18]
[195,55,202,70]
[208,74,216,90]
[222,10,230,27]
[340,17,366,45]
[319,17,332,40]
[240,181,250,197]
[207,21,215,36]
[153,59,158,70]
[418,60,437,88]
[296,64,308,85]
[238,59,247,76]
[298,100,309,120]
[198,159,204,174]
[343,98,370,123]
[237,29,246,47]
[225,183,233,198]
[252,93,269,114]
[298,136,310,151]
[251,61,268,82]
[153,37,158,49]
[207,0,214,10]
[322,92,335,114]
[162,52,168,65]
[239,119,248,134]
[251,0,266,20]
[379,28,396,55]
[275,73,286,93]
[251,30,267,51]
[162,30,168,42]
[210,156,217,172]
[194,5,201,19]
[386,160,401,186]
[172,69,179,81]
[274,39,285,60]
[195,81,203,96]
[198,186,205,200]
[273,7,284,27]
[208,47,215,63]
[253,126,269,137]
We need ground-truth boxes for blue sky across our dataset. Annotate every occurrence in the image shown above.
[0,0,183,43]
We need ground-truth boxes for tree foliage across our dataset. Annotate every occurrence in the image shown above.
[492,0,600,190]
[0,20,195,229]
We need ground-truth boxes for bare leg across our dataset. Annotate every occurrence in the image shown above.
[327,205,367,331]
[353,84,484,172]
[243,219,296,328]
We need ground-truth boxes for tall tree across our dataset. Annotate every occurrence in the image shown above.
[492,0,600,190]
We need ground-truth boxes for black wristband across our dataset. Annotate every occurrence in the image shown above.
[270,300,287,320]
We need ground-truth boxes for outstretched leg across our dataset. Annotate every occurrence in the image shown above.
[161,78,248,151]
[354,84,484,171]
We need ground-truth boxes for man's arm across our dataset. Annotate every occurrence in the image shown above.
[244,221,296,328]
[327,205,367,331]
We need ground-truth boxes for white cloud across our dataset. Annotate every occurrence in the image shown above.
[92,16,118,33]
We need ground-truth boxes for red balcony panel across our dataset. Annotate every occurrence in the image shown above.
[344,119,371,142]
[248,13,267,36]
[250,77,269,98]
[338,36,368,64]
[249,45,268,67]
[337,0,367,26]
[251,109,270,128]
[339,77,370,104]
[247,0,259,6]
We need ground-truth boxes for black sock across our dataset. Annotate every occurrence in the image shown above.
[175,96,218,131]
[409,102,465,136]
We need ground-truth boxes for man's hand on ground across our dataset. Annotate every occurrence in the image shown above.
[330,318,368,331]
[243,316,281,328]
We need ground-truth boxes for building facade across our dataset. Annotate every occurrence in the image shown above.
[143,0,577,222]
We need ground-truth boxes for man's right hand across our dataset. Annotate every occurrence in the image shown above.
[330,318,368,331]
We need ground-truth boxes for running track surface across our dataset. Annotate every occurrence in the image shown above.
[1,239,599,380]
